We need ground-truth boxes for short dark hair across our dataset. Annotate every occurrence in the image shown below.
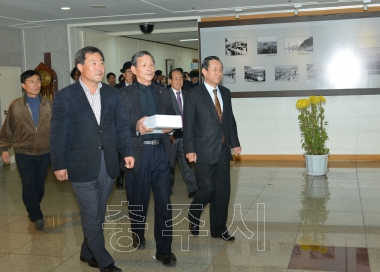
[74,46,105,66]
[118,74,124,83]
[70,67,80,80]
[189,70,199,78]
[169,68,183,80]
[155,70,163,76]
[21,70,41,84]
[201,56,222,71]
[106,72,116,79]
[131,51,155,67]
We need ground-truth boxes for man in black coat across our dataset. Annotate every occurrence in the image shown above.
[183,56,242,241]
[168,68,198,198]
[50,46,134,272]
[114,61,135,89]
[119,51,177,266]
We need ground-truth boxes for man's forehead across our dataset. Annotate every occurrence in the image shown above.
[84,52,103,61]
[137,55,153,62]
[172,71,183,77]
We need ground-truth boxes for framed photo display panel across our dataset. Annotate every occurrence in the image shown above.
[199,12,380,97]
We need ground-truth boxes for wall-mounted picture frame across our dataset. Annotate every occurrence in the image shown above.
[225,37,248,56]
[199,12,380,97]
[221,67,236,84]
[166,59,175,80]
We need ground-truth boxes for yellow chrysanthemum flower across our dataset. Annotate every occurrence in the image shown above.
[318,96,326,103]
[309,96,319,105]
[296,99,310,110]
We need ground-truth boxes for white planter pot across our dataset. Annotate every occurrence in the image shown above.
[304,154,329,176]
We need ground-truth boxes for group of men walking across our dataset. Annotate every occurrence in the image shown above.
[0,46,241,272]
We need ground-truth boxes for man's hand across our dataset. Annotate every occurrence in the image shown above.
[162,128,173,134]
[54,169,68,181]
[124,156,135,169]
[234,147,242,156]
[136,116,154,135]
[169,135,175,143]
[1,151,10,164]
[186,152,197,162]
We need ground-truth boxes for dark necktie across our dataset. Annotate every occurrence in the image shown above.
[176,91,183,131]
[213,89,222,122]
[176,91,183,116]
[213,89,225,143]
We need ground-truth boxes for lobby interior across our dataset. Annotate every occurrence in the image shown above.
[1,159,379,271]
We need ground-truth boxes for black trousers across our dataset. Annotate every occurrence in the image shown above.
[15,153,51,222]
[125,143,172,254]
[170,137,198,194]
[188,143,231,236]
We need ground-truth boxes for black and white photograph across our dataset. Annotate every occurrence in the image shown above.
[225,37,248,56]
[285,36,313,53]
[244,65,266,82]
[355,47,380,75]
[275,65,298,81]
[221,67,236,84]
[257,36,277,55]
[307,63,328,81]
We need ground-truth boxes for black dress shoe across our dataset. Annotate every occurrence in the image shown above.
[80,255,99,268]
[188,190,197,198]
[155,251,177,266]
[211,233,236,241]
[188,212,199,236]
[115,177,123,189]
[101,263,122,272]
[189,222,199,236]
[132,233,146,249]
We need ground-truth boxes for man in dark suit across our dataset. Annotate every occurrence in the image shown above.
[50,46,134,272]
[168,69,198,198]
[154,70,164,87]
[114,61,135,89]
[166,67,193,92]
[183,56,242,241]
[114,61,135,189]
[189,70,199,88]
[119,51,177,266]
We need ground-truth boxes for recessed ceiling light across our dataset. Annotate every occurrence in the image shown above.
[91,5,107,8]
[61,7,70,10]
[180,39,198,42]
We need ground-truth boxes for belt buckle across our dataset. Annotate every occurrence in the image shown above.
[152,140,159,145]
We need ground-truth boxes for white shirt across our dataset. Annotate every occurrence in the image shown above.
[79,78,102,125]
[204,81,223,111]
[171,88,183,108]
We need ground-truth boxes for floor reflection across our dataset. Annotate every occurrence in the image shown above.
[289,245,370,272]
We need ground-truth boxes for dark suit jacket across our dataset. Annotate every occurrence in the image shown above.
[169,88,184,139]
[119,82,176,174]
[183,83,240,164]
[114,81,127,89]
[50,81,133,182]
[182,80,193,92]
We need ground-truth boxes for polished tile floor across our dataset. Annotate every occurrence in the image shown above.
[1,160,379,271]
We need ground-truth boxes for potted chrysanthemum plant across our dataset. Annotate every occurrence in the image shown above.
[296,96,329,175]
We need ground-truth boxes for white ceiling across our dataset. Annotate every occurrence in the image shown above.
[1,0,379,49]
